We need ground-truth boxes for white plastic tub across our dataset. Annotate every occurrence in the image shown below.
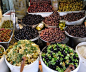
[76,42,86,67]
[5,57,39,72]
[65,17,85,25]
[0,45,9,72]
[41,58,80,72]
[41,45,80,72]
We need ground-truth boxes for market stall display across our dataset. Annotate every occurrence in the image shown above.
[22,14,44,25]
[14,26,39,41]
[5,40,40,72]
[40,28,65,43]
[41,43,80,72]
[1,0,86,71]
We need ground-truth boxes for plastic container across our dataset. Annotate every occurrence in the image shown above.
[0,29,13,49]
[13,0,27,19]
[28,12,53,17]
[0,45,9,72]
[5,57,39,72]
[41,46,80,72]
[76,42,86,67]
[65,17,85,25]
[51,0,58,11]
[41,58,80,72]
[15,36,39,42]
[65,31,86,48]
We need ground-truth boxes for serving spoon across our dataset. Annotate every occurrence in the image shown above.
[64,65,75,72]
[20,57,26,72]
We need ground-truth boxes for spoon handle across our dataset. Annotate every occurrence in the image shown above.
[20,57,26,72]
[64,65,75,72]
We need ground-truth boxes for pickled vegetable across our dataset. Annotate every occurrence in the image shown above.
[1,20,13,28]
[6,40,40,66]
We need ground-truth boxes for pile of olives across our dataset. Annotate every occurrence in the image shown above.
[15,26,39,40]
[22,14,44,25]
[42,43,79,72]
[58,0,83,12]
[1,20,13,28]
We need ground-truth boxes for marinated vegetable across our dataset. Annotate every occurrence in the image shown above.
[1,20,13,28]
[42,43,79,72]
[0,46,4,59]
[0,28,12,42]
[6,40,40,66]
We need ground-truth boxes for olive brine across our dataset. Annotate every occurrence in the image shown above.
[42,43,79,72]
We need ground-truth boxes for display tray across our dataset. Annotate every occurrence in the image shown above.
[0,29,13,49]
[0,16,16,29]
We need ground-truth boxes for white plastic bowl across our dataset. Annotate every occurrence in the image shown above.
[41,58,80,72]
[41,45,80,72]
[65,17,85,25]
[5,57,39,72]
[76,42,86,67]
[0,45,9,72]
